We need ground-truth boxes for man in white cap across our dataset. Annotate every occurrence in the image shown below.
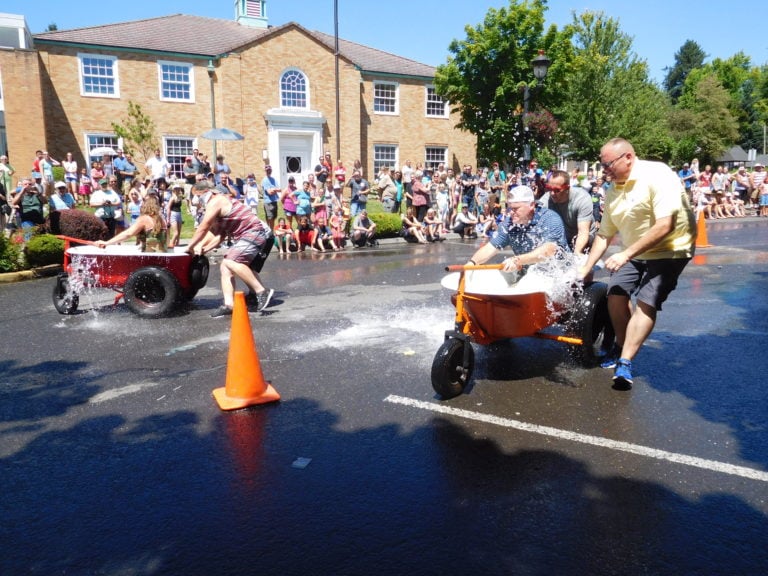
[466,184,569,272]
[49,181,75,211]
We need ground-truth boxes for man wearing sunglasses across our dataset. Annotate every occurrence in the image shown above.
[540,170,596,254]
[577,138,695,390]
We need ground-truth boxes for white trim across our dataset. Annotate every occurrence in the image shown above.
[425,85,449,118]
[278,67,310,110]
[78,53,120,99]
[157,60,195,103]
[425,145,448,169]
[373,143,399,175]
[373,81,399,116]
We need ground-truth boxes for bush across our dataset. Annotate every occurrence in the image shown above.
[45,208,107,241]
[24,234,65,267]
[52,165,65,183]
[369,212,402,238]
[0,233,24,273]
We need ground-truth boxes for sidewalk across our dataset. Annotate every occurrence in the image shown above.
[0,264,61,284]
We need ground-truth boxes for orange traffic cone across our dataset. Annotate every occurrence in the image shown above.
[213,291,280,410]
[695,210,712,248]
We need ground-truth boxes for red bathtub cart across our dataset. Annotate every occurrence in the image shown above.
[53,235,209,318]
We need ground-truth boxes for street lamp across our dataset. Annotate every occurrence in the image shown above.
[522,50,551,167]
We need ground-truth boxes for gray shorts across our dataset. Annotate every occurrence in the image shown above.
[225,230,268,265]
[608,258,690,311]
[264,202,278,221]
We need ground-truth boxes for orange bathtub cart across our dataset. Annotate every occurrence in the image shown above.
[432,264,613,398]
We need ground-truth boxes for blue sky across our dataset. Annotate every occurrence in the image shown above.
[4,0,767,85]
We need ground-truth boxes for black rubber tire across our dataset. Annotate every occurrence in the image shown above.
[52,274,79,315]
[124,266,181,318]
[431,338,475,399]
[188,255,209,291]
[568,282,614,366]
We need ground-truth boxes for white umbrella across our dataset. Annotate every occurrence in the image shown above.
[90,146,117,156]
[201,128,244,141]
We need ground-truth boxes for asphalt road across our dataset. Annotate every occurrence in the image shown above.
[1,219,767,575]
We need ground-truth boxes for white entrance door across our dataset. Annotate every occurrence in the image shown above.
[279,134,313,186]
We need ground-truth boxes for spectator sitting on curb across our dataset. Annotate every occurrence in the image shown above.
[451,205,478,239]
[351,209,377,247]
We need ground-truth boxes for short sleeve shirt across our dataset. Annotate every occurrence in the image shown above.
[539,186,595,246]
[490,206,569,255]
[600,159,695,260]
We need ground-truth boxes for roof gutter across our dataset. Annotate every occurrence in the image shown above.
[33,38,229,62]
[356,67,434,82]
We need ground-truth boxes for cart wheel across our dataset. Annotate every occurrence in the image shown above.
[568,282,614,365]
[185,255,209,300]
[52,274,79,315]
[431,338,474,399]
[188,255,209,290]
[124,266,181,318]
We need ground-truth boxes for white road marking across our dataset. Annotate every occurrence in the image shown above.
[384,394,768,483]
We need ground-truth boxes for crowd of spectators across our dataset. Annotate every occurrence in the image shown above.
[2,147,766,248]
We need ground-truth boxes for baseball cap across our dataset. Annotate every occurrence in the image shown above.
[54,181,67,189]
[755,163,764,168]
[507,185,535,203]
[99,178,108,185]
[265,165,272,171]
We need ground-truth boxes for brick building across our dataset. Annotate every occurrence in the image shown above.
[0,1,476,187]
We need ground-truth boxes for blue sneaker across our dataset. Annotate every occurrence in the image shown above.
[600,344,621,369]
[612,359,633,390]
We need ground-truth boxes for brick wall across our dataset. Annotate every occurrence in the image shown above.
[8,25,474,182]
[0,49,46,180]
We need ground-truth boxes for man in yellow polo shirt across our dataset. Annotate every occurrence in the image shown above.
[578,138,696,390]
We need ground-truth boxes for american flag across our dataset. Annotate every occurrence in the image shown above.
[246,0,262,17]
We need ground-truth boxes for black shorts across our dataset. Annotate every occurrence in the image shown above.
[608,258,691,311]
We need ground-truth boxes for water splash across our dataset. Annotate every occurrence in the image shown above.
[287,305,451,354]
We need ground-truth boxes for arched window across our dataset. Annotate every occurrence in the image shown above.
[280,69,308,109]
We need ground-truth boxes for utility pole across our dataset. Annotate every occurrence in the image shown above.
[334,0,340,162]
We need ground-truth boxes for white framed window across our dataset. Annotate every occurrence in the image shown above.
[85,134,119,164]
[425,86,448,118]
[373,144,398,177]
[158,61,194,102]
[373,81,398,115]
[425,147,448,171]
[165,137,195,177]
[280,69,308,109]
[79,53,119,98]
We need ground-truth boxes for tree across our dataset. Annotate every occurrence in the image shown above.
[556,11,671,161]
[110,102,158,164]
[671,73,739,165]
[46,23,58,32]
[663,40,706,104]
[434,0,571,168]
